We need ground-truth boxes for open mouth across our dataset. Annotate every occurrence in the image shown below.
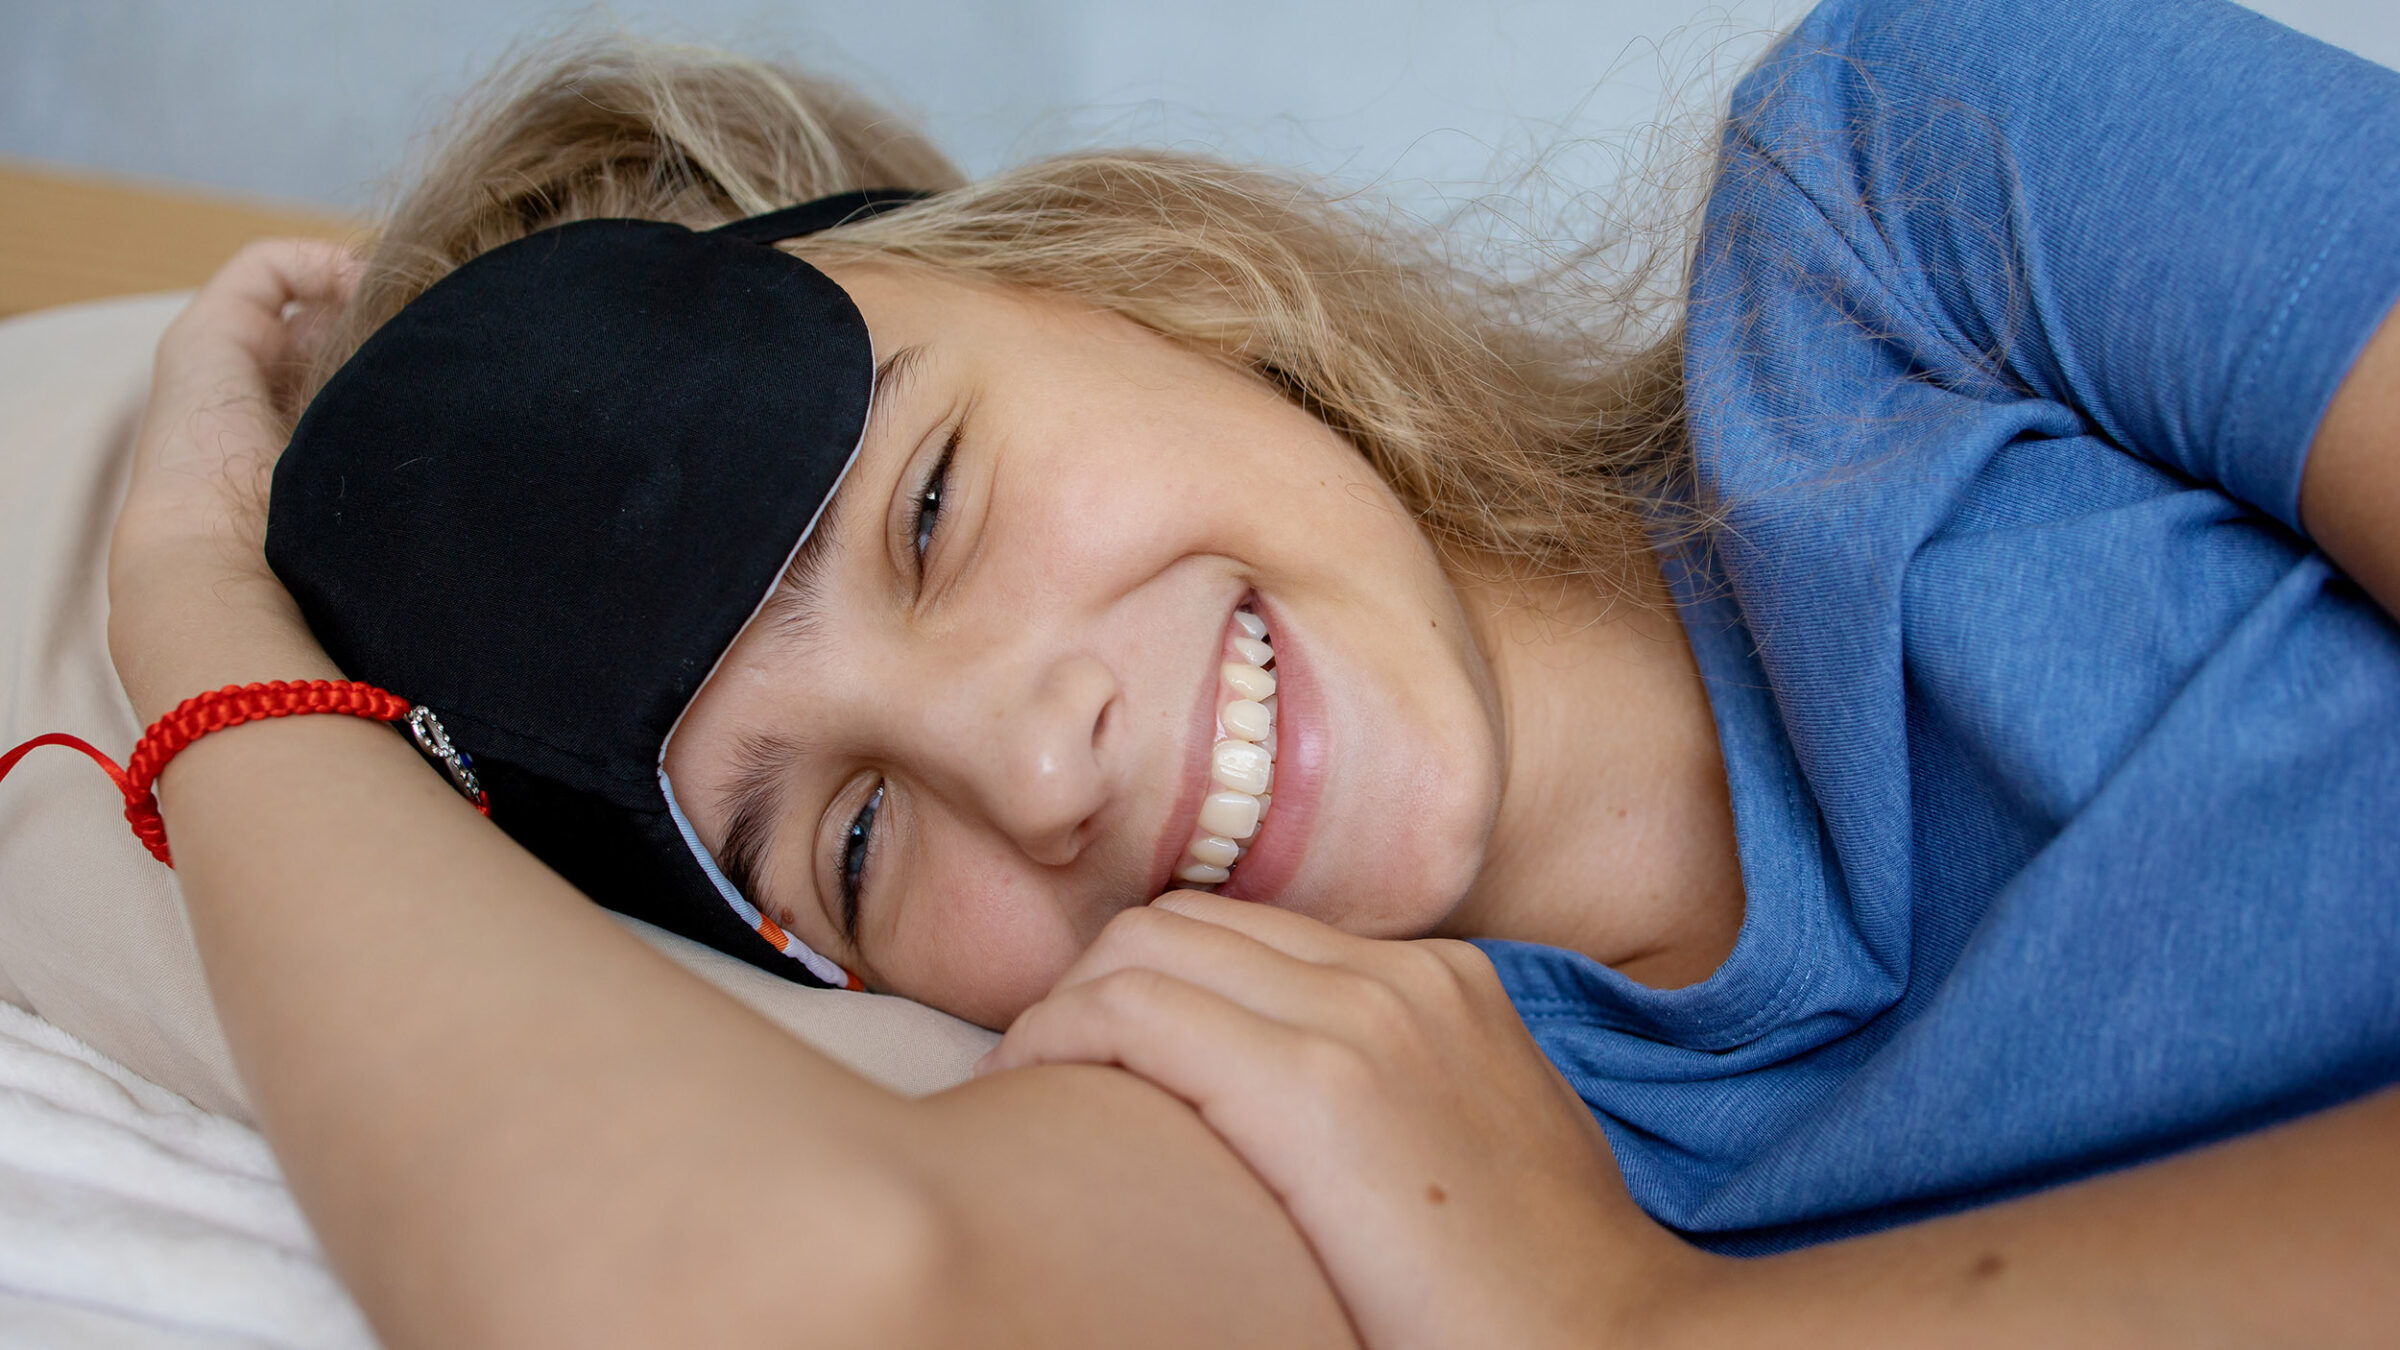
[1169,604,1279,889]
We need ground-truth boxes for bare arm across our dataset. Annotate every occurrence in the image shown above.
[2301,300,2400,616]
[980,897,2400,1350]
[162,683,1352,1348]
[112,245,1354,1349]
[1628,1085,2399,1347]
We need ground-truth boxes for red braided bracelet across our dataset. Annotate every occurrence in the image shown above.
[0,680,491,867]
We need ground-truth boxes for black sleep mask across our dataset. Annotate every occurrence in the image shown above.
[266,189,927,989]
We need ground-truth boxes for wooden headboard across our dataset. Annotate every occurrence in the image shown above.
[0,158,356,318]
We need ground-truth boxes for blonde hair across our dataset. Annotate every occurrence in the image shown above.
[308,35,1690,597]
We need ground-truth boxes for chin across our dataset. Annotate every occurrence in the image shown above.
[1293,807,1492,941]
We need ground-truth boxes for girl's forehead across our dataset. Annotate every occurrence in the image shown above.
[821,259,1004,329]
[825,260,1145,365]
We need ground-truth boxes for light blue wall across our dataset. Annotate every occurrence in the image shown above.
[3,0,2394,211]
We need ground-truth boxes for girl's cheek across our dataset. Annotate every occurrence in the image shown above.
[906,898,1084,1029]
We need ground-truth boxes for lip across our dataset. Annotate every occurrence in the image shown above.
[1144,598,1247,901]
[1217,591,1317,906]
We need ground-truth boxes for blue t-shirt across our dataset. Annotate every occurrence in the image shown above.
[1481,0,2400,1254]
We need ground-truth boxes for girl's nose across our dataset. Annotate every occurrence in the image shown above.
[932,648,1118,866]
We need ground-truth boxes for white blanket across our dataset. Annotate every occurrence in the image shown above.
[0,1002,372,1348]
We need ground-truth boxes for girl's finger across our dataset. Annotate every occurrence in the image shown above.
[980,967,1316,1127]
[1053,904,1366,1031]
[1148,889,1396,966]
[1151,892,1500,1001]
[195,237,363,316]
[164,240,363,376]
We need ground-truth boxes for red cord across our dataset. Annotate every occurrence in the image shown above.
[0,680,454,867]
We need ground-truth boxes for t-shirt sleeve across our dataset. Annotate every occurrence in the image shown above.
[1700,0,2400,532]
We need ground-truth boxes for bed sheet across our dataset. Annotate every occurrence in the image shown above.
[0,1000,372,1347]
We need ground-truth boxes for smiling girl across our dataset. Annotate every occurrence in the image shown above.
[648,261,1741,1025]
[92,0,2400,1343]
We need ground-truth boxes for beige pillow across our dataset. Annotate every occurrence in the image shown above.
[0,294,992,1121]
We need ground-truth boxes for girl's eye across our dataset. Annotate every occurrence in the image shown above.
[839,783,884,940]
[911,427,959,570]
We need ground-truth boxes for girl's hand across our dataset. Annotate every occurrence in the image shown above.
[108,240,360,722]
[977,892,1720,1349]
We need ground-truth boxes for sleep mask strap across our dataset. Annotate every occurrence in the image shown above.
[711,188,931,245]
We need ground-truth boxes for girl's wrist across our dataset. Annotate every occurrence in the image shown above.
[108,564,340,727]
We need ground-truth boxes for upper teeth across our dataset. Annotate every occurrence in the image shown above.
[1174,606,1279,888]
[1211,740,1271,795]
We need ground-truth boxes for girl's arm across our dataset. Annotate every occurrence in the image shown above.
[1644,1085,2400,1347]
[987,897,2400,1350]
[2302,303,2400,615]
[112,243,1354,1349]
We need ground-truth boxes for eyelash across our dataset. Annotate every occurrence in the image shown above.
[911,425,959,574]
[840,428,960,942]
[838,783,883,941]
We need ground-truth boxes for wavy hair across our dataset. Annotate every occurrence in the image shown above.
[304,35,1694,597]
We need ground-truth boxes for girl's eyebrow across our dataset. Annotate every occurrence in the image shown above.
[715,729,804,924]
[759,343,927,649]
